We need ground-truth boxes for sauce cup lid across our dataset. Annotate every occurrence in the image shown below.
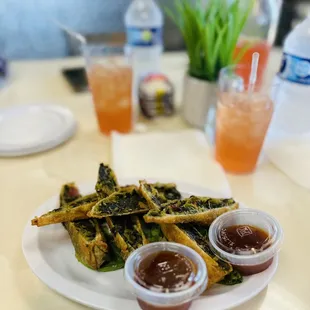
[209,209,283,266]
[124,242,208,306]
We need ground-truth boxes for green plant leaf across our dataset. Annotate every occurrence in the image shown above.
[218,0,228,26]
[210,24,228,80]
[164,0,255,81]
[205,24,215,77]
[226,0,255,64]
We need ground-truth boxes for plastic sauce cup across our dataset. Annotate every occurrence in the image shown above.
[124,242,208,310]
[209,209,283,275]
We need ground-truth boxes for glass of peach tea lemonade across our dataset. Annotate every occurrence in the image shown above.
[83,43,133,135]
[215,64,273,174]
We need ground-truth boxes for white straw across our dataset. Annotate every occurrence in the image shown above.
[248,52,260,94]
[52,19,86,45]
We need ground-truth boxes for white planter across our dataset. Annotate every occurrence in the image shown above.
[182,75,217,129]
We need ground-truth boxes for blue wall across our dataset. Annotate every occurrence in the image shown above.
[0,0,128,59]
[0,0,182,60]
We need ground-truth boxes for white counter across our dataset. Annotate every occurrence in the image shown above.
[1,51,309,310]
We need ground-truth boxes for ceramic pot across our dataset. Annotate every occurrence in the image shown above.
[182,74,217,129]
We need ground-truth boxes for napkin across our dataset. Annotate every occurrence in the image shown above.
[111,129,231,197]
[265,132,310,189]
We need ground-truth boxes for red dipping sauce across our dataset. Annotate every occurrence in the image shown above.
[209,209,283,276]
[135,251,195,310]
[124,243,208,310]
[218,224,273,275]
[233,258,274,276]
[136,251,196,292]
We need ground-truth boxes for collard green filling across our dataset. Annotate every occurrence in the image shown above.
[152,183,182,203]
[99,221,125,272]
[139,218,166,243]
[111,216,144,250]
[95,163,119,197]
[147,197,236,217]
[143,183,162,206]
[177,223,231,272]
[91,188,148,217]
[219,270,243,285]
[69,193,99,208]
[72,219,97,241]
[59,183,108,269]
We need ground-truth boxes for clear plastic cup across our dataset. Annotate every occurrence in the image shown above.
[216,64,273,174]
[209,209,283,276]
[124,242,208,310]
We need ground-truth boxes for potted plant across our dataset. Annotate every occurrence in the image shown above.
[166,0,254,128]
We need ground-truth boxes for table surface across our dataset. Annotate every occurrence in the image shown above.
[1,50,309,310]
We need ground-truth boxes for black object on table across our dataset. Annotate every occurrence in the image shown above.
[62,67,89,93]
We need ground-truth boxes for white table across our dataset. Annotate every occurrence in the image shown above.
[1,51,309,310]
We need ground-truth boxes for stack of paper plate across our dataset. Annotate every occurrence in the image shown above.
[0,104,76,156]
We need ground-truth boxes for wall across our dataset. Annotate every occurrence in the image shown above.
[0,0,183,60]
[0,0,128,59]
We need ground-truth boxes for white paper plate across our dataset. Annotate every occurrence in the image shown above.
[22,179,278,310]
[0,104,76,156]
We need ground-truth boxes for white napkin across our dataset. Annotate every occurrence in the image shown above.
[265,132,310,189]
[111,129,231,197]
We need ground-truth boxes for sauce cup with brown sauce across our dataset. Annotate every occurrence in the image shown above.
[209,209,283,276]
[124,242,208,310]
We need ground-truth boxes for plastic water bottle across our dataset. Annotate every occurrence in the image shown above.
[125,0,164,86]
[271,16,310,135]
[265,16,310,188]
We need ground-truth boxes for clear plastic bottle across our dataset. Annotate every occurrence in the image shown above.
[125,0,163,84]
[265,16,310,189]
[272,16,310,135]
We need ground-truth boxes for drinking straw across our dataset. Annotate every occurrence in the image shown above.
[248,52,260,95]
[53,20,86,45]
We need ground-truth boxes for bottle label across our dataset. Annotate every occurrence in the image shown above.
[126,27,162,47]
[278,52,310,85]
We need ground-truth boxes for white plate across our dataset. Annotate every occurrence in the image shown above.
[22,179,278,310]
[0,104,76,156]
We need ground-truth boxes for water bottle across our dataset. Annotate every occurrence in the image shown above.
[271,16,310,135]
[265,16,310,188]
[125,0,164,85]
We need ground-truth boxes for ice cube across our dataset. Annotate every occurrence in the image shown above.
[220,74,244,92]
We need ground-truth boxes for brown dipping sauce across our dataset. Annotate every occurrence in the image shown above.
[219,224,270,253]
[218,225,273,275]
[135,251,196,310]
